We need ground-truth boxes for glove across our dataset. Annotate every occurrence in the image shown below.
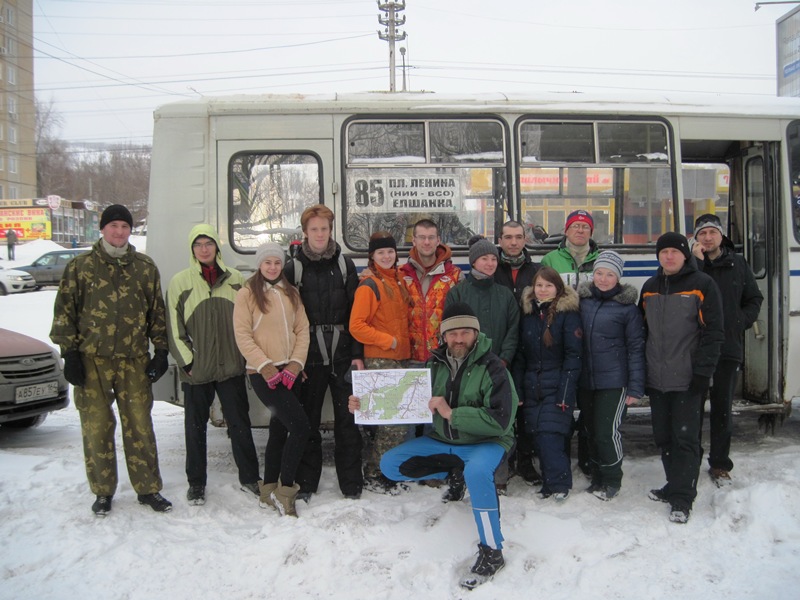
[63,350,86,387]
[282,370,297,390]
[689,374,711,395]
[145,349,169,383]
[263,366,283,390]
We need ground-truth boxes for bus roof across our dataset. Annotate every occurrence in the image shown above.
[153,91,800,121]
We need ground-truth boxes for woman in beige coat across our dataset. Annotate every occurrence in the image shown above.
[234,242,310,517]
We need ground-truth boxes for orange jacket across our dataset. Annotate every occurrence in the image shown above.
[349,265,411,361]
[399,245,461,362]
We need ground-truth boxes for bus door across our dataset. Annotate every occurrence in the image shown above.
[735,144,778,405]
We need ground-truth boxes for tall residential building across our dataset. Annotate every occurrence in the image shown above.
[0,0,35,199]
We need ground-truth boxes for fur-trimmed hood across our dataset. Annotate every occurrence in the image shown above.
[521,284,580,315]
[577,281,639,305]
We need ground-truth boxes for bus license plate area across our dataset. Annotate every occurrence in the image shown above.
[15,381,59,403]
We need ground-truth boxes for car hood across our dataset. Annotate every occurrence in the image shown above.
[0,328,56,358]
[0,267,32,276]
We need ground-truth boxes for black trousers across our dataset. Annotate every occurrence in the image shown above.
[295,361,363,496]
[183,376,259,487]
[249,374,310,487]
[650,388,703,511]
[702,359,740,472]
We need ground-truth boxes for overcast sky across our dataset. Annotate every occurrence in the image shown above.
[33,0,791,146]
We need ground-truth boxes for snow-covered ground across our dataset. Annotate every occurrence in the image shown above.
[1,263,800,599]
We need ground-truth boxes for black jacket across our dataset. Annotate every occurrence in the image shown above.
[638,259,724,393]
[494,247,540,304]
[694,238,763,362]
[284,242,362,366]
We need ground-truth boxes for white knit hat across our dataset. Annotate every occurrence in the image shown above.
[255,242,286,267]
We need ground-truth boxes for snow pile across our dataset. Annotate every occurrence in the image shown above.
[1,291,799,600]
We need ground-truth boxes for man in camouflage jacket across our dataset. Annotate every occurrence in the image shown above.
[51,204,172,516]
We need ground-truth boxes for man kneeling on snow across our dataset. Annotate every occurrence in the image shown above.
[349,303,517,589]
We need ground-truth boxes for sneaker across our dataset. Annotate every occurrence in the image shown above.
[592,486,619,502]
[495,483,508,496]
[538,489,553,500]
[138,492,173,513]
[296,491,313,504]
[442,468,466,503]
[343,492,362,500]
[187,485,205,506]
[669,505,690,524]
[460,543,505,590]
[709,468,732,488]
[553,491,570,503]
[240,482,259,497]
[648,487,669,503]
[91,495,113,517]
[585,482,603,494]
[364,475,409,496]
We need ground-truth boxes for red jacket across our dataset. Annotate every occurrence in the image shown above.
[399,245,461,362]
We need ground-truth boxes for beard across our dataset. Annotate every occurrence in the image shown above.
[447,341,474,359]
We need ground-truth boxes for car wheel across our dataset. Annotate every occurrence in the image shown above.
[0,283,6,296]
[3,413,48,428]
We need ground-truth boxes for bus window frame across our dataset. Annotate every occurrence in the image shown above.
[513,114,679,248]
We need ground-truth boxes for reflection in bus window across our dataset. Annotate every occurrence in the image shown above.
[681,164,730,240]
[746,157,767,278]
[344,119,507,251]
[789,121,800,242]
[229,152,321,251]
[518,120,671,245]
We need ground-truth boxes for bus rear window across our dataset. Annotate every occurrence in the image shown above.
[229,152,321,251]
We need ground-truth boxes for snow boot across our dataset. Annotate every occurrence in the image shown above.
[137,492,173,513]
[258,480,277,510]
[669,505,691,524]
[648,486,669,503]
[592,485,619,501]
[92,495,113,517]
[271,483,300,517]
[442,468,466,503]
[709,468,732,488]
[187,485,206,506]
[459,543,505,590]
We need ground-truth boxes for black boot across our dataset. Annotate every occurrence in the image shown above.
[441,468,466,503]
[460,543,505,589]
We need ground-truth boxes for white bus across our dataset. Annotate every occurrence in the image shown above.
[147,92,800,422]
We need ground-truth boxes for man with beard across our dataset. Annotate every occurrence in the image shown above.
[350,303,517,589]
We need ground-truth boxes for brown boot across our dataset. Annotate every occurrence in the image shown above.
[258,480,277,510]
[270,483,300,517]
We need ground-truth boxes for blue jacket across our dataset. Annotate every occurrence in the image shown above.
[513,286,582,435]
[577,282,646,399]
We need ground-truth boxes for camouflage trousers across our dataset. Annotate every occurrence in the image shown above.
[74,354,163,496]
[362,358,412,480]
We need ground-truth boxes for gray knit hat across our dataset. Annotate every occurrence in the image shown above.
[440,302,480,334]
[255,242,286,267]
[468,235,499,266]
[694,213,725,238]
[593,250,624,280]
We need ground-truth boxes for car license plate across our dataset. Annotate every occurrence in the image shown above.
[15,381,60,403]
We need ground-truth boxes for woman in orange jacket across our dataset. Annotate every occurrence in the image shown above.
[349,231,412,494]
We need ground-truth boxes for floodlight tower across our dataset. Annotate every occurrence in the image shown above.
[377,1,407,92]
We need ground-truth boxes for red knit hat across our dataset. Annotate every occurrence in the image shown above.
[564,210,593,233]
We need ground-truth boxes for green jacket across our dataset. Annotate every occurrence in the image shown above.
[444,275,519,364]
[166,224,246,385]
[51,239,168,358]
[427,332,518,452]
[541,239,600,287]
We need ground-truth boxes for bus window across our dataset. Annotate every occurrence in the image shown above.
[229,152,321,251]
[746,157,767,278]
[682,164,730,237]
[789,121,800,242]
[343,119,507,251]
[518,120,671,245]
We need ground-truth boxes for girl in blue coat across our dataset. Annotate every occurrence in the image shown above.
[577,251,645,501]
[515,267,582,501]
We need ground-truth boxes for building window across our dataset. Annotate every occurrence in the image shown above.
[7,97,16,115]
[9,156,17,173]
[5,7,14,27]
[6,67,15,85]
[9,186,17,199]
[0,124,4,141]
[8,126,15,144]
[0,155,5,171]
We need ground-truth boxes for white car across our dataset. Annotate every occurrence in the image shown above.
[0,265,37,295]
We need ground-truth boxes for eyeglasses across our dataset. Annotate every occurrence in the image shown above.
[192,241,216,250]
[414,235,438,242]
[568,224,591,232]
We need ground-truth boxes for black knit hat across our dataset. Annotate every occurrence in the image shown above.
[440,302,480,334]
[368,233,397,255]
[655,231,691,261]
[100,204,133,229]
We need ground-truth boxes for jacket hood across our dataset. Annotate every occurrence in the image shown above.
[188,224,228,271]
[577,281,639,305]
[407,244,452,273]
[521,284,580,315]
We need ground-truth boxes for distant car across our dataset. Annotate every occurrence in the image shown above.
[0,265,37,295]
[0,328,69,428]
[16,248,90,288]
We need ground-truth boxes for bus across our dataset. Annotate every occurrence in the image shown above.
[147,91,800,424]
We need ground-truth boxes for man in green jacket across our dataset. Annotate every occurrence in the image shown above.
[541,209,600,289]
[366,303,518,590]
[51,204,172,516]
[167,224,260,506]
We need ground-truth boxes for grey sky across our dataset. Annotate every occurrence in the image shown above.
[33,0,788,145]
